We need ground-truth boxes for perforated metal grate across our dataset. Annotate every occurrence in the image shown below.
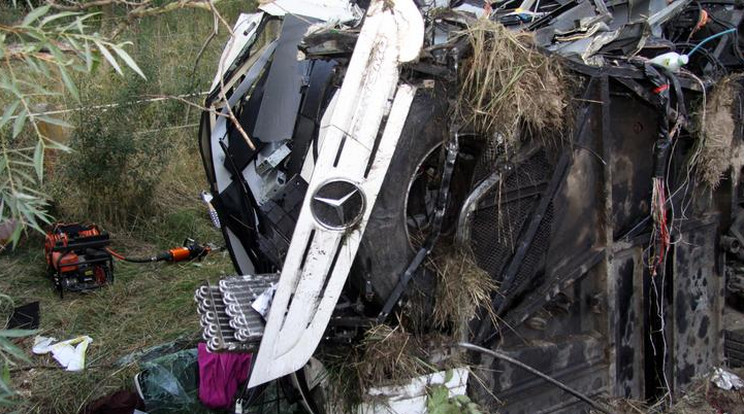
[471,197,537,278]
[471,138,504,184]
[502,202,553,302]
[469,150,553,298]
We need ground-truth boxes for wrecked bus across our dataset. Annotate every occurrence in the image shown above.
[196,0,744,412]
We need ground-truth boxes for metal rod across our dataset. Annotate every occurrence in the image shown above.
[459,342,613,414]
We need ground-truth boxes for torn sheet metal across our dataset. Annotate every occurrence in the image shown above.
[259,0,362,23]
[210,12,264,92]
[647,0,692,36]
[253,15,312,143]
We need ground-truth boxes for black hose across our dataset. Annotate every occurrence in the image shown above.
[105,248,164,263]
[113,255,160,263]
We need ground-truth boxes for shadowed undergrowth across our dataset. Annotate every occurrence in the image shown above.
[0,2,247,413]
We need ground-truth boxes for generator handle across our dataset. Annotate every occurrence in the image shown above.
[51,239,111,252]
[55,254,112,270]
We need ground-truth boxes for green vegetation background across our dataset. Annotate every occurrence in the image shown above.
[0,2,251,412]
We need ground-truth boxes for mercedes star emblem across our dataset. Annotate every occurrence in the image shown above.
[310,180,365,230]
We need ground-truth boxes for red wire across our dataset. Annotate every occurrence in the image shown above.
[654,179,670,272]
[105,248,127,261]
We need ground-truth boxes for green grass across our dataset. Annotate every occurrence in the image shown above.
[0,3,252,412]
[0,211,234,413]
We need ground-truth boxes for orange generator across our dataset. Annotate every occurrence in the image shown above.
[44,223,113,298]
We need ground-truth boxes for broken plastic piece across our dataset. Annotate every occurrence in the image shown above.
[134,348,203,414]
[359,368,469,414]
[711,367,744,390]
[32,336,56,354]
[251,283,277,319]
[33,335,92,371]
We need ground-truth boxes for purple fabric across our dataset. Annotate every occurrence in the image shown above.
[198,343,253,409]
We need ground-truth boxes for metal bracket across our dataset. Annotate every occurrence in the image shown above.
[377,133,460,323]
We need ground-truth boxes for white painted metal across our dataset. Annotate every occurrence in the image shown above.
[248,0,425,388]
[210,12,264,92]
[259,0,362,23]
[209,117,230,194]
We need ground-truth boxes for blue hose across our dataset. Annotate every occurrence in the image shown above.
[688,28,737,57]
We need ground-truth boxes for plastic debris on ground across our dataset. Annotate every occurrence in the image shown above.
[32,335,92,371]
[133,345,301,413]
[134,348,211,414]
[116,336,195,367]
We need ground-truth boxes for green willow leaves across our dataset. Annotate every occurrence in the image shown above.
[0,4,145,248]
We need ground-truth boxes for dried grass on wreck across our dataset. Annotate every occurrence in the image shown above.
[457,19,571,148]
[597,368,744,413]
[318,323,466,410]
[692,74,744,189]
[428,248,498,337]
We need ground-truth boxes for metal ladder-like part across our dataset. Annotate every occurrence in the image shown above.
[194,273,279,352]
[221,275,278,341]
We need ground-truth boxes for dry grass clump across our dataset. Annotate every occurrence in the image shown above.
[692,74,744,188]
[430,249,497,337]
[598,371,744,414]
[597,398,652,414]
[356,324,428,385]
[458,19,569,145]
[319,324,466,411]
[319,324,427,411]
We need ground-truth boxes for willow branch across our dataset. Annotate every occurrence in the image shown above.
[46,0,151,10]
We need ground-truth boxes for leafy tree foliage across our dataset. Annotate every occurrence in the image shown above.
[0,3,146,248]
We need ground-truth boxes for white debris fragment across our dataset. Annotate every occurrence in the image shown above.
[210,12,264,92]
[251,284,277,319]
[32,336,57,355]
[711,367,744,390]
[32,335,93,371]
[358,368,470,414]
